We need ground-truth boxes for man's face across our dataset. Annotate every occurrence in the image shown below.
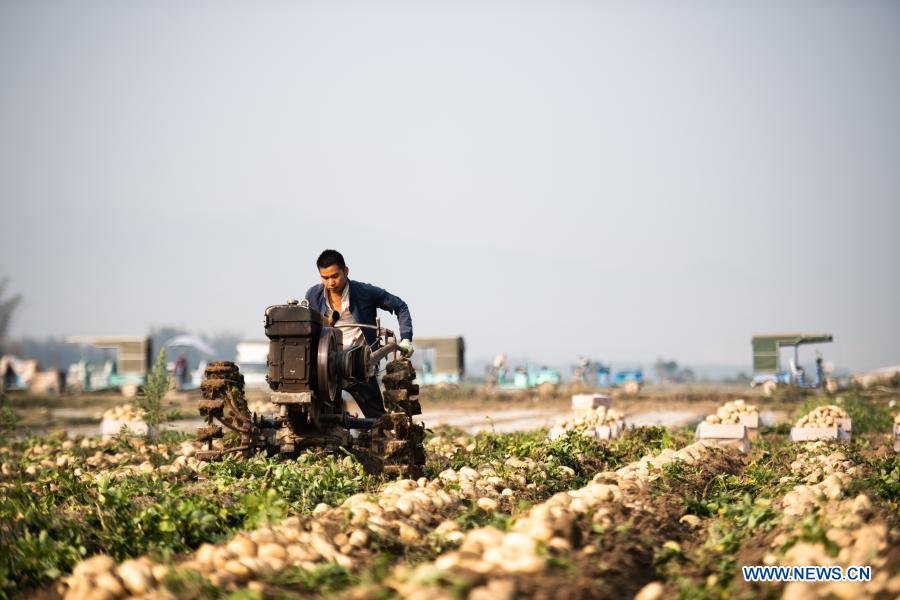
[319,264,349,293]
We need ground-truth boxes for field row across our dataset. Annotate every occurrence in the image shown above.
[2,393,899,599]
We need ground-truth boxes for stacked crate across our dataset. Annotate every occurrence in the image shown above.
[789,405,852,443]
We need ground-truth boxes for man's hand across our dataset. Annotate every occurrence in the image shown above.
[398,339,414,357]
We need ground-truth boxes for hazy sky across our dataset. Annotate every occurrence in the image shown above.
[2,1,898,372]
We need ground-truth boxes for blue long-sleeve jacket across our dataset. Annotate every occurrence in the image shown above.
[305,280,413,348]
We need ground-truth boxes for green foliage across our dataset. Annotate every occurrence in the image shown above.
[659,450,790,597]
[240,488,286,529]
[0,468,237,596]
[203,452,373,513]
[437,429,540,471]
[226,590,261,600]
[866,455,900,510]
[0,440,375,598]
[453,502,515,532]
[0,392,16,441]
[158,429,193,445]
[5,407,893,600]
[793,511,838,556]
[845,452,900,513]
[163,568,221,600]
[135,349,170,440]
[760,422,791,436]
[427,426,682,496]
[770,384,808,404]
[265,563,356,592]
[613,425,678,456]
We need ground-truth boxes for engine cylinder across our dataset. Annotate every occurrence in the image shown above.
[264,303,324,392]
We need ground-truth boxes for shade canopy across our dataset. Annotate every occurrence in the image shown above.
[164,335,216,356]
[751,333,833,373]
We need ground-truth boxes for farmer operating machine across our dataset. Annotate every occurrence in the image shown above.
[195,299,426,477]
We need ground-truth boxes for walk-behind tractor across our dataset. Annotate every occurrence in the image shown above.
[195,299,426,478]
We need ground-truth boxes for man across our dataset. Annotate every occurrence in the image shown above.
[305,249,413,418]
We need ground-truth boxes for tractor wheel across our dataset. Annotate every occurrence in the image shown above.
[365,412,426,478]
[371,357,426,478]
[196,361,252,461]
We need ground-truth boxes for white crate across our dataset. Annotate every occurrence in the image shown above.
[696,422,747,439]
[695,422,750,453]
[701,437,750,453]
[549,422,623,441]
[789,426,851,443]
[738,413,760,429]
[101,418,149,439]
[571,393,611,411]
[589,424,623,440]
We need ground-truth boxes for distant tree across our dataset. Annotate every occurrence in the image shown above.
[205,331,241,361]
[148,326,188,357]
[653,357,697,383]
[653,357,679,382]
[11,336,104,370]
[148,326,240,366]
[0,277,22,355]
[724,372,752,385]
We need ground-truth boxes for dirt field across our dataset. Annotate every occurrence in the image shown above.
[2,384,897,599]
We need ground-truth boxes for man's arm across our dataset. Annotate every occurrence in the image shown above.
[372,285,413,342]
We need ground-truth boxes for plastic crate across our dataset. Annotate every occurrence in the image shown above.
[695,422,750,453]
[571,393,612,411]
[549,422,623,441]
[789,426,851,443]
[738,413,760,429]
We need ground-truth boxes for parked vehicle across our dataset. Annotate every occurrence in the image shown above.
[487,354,561,393]
[573,358,643,395]
[750,333,835,395]
[65,336,152,397]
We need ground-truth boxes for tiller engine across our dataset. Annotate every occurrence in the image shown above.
[196,299,425,477]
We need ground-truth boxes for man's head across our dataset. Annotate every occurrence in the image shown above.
[317,249,349,293]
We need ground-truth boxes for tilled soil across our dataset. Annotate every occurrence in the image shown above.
[343,444,745,600]
[10,390,899,600]
[512,450,745,599]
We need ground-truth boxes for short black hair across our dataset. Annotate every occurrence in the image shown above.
[316,249,346,270]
